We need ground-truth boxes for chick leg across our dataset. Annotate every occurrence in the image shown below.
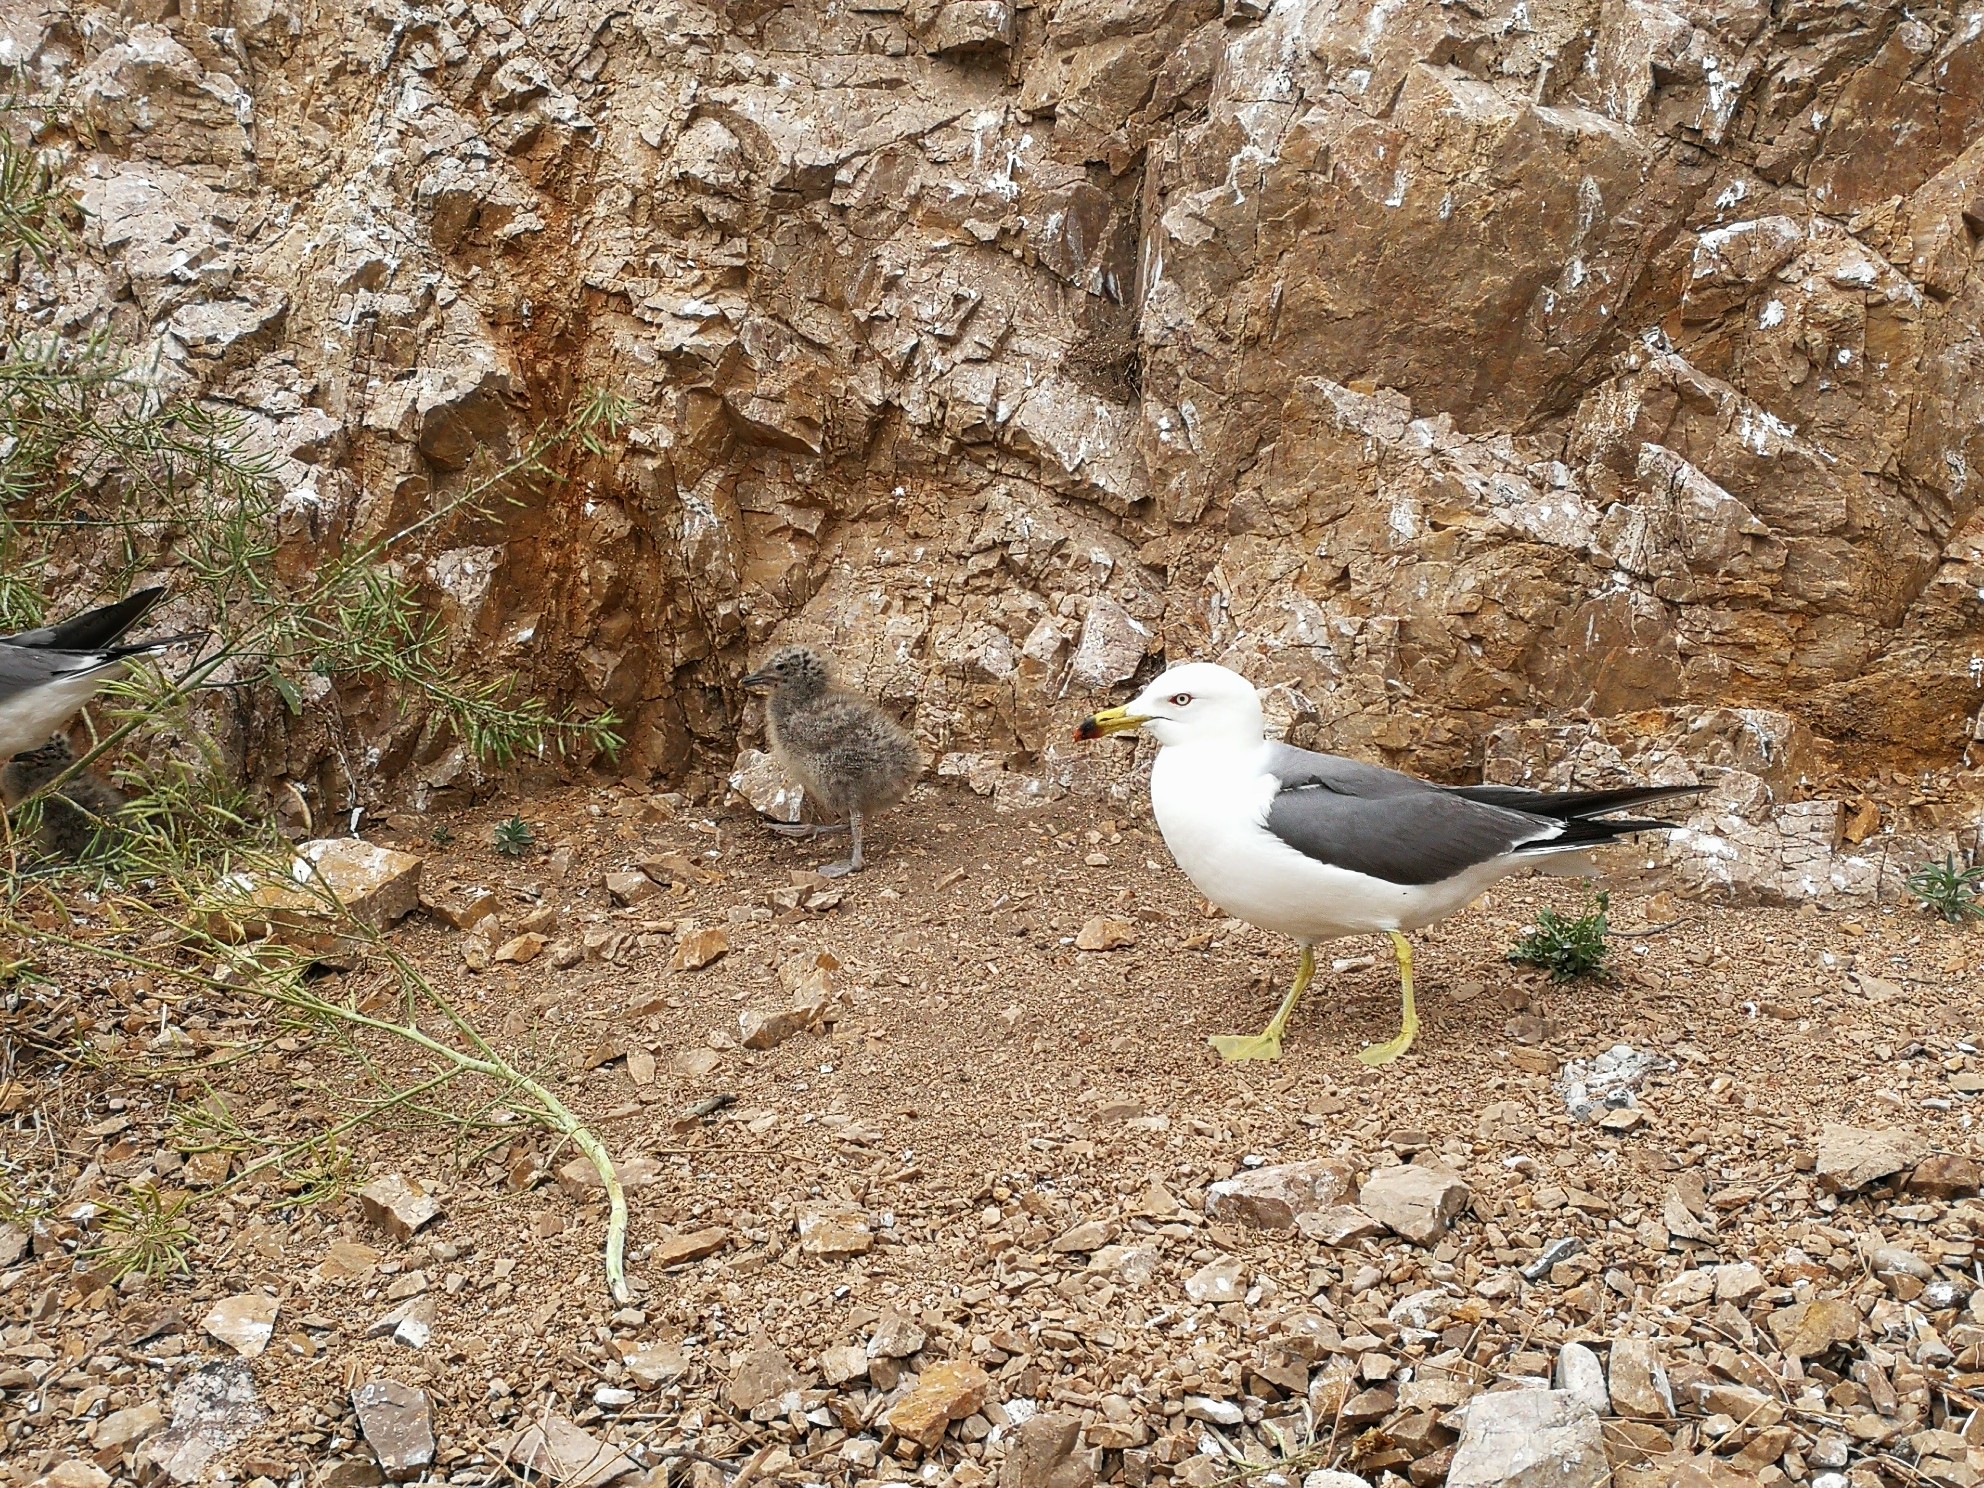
[763,819,848,839]
[1210,944,1315,1062]
[1355,931,1420,1067]
[819,812,864,878]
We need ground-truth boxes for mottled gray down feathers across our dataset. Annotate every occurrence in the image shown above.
[752,647,918,819]
[1,735,129,860]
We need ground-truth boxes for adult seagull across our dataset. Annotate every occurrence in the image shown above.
[0,587,196,758]
[1076,662,1698,1065]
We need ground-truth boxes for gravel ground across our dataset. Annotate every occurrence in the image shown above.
[4,781,1983,1488]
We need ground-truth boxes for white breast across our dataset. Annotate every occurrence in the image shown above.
[0,664,117,757]
[1148,743,1514,942]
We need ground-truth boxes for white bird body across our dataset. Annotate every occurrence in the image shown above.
[1152,740,1514,940]
[1077,660,1697,1063]
[0,667,125,759]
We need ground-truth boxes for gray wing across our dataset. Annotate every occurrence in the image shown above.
[0,645,108,706]
[1260,743,1562,886]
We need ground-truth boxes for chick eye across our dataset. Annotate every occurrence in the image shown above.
[1169,693,1193,706]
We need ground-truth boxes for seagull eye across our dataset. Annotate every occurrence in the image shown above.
[1169,693,1192,707]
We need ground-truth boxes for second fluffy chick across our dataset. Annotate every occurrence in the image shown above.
[742,646,918,877]
[1,735,129,861]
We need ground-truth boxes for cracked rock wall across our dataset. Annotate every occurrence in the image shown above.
[8,0,1984,851]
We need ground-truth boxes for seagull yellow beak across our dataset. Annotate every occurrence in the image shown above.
[1075,705,1150,741]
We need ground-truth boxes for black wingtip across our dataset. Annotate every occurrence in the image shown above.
[2,586,169,651]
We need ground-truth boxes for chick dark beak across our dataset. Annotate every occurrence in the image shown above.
[1075,705,1149,742]
[741,670,775,693]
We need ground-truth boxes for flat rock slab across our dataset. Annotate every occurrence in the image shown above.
[140,1361,268,1485]
[1359,1163,1471,1244]
[1447,1388,1608,1488]
[1816,1124,1929,1191]
[351,1379,435,1481]
[1207,1158,1356,1230]
[200,1292,277,1359]
[500,1414,636,1486]
[214,837,424,951]
[888,1359,991,1448]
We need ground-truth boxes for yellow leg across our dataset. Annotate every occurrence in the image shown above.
[1211,945,1315,1062]
[1356,931,1420,1067]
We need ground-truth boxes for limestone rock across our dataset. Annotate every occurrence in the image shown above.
[729,748,804,823]
[625,1342,690,1388]
[1358,1165,1471,1244]
[1447,1389,1609,1488]
[1907,1153,1980,1200]
[92,1400,166,1451]
[1184,1255,1244,1304]
[652,1226,730,1268]
[1555,1342,1609,1416]
[554,1154,664,1198]
[1206,1158,1356,1231]
[1816,1125,1929,1192]
[1074,916,1135,951]
[798,1205,873,1257]
[604,871,660,906]
[500,1413,637,1486]
[420,883,496,930]
[1296,1205,1385,1246]
[33,1465,110,1488]
[726,1346,803,1415]
[351,1379,435,1481]
[1607,1338,1675,1419]
[1769,1297,1862,1359]
[869,1311,928,1358]
[140,1362,268,1484]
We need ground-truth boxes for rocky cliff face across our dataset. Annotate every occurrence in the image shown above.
[7,0,1983,883]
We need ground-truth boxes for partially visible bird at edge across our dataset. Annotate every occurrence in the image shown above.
[1077,662,1701,1066]
[0,587,203,759]
[742,646,920,878]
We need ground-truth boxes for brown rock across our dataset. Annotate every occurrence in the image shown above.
[999,1411,1088,1488]
[358,1174,443,1240]
[797,1205,873,1256]
[1297,1204,1385,1245]
[888,1359,991,1448]
[500,1414,636,1486]
[1907,1153,1981,1200]
[1206,1158,1356,1231]
[624,1342,689,1388]
[1607,1338,1674,1419]
[420,884,497,930]
[604,871,659,906]
[493,931,547,964]
[554,1154,664,1198]
[200,1293,277,1359]
[1768,1297,1861,1359]
[652,1226,730,1267]
[669,927,729,972]
[1074,916,1135,950]
[92,1401,166,1451]
[1816,1125,1929,1191]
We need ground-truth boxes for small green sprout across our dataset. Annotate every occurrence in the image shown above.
[1510,892,1613,981]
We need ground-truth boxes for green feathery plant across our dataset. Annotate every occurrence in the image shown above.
[1510,892,1614,981]
[0,93,642,1301]
[0,107,628,875]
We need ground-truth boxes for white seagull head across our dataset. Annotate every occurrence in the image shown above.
[1076,661,1266,749]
